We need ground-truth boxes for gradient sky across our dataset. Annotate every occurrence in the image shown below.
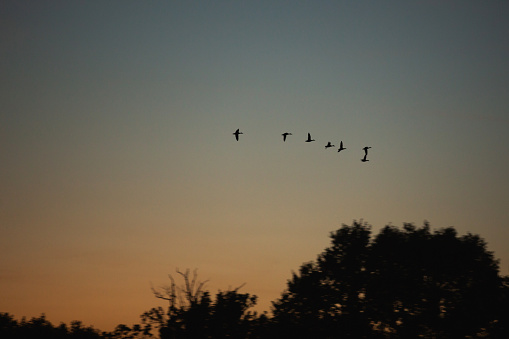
[1,0,509,331]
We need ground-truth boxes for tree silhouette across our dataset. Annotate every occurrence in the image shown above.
[101,323,151,339]
[0,313,103,339]
[2,222,508,338]
[271,221,509,338]
[142,268,259,339]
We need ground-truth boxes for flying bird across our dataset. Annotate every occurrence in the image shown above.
[337,141,346,152]
[362,146,372,157]
[305,133,315,142]
[233,129,243,141]
[282,132,292,142]
[325,142,335,149]
[362,146,372,162]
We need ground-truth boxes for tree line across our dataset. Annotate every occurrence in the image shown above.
[2,221,509,338]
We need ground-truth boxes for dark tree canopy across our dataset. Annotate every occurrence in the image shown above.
[271,221,509,338]
[143,269,260,339]
[2,222,508,338]
[0,313,103,339]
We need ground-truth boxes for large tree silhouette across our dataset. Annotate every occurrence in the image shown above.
[271,221,509,338]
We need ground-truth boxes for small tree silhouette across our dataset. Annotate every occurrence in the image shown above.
[0,313,103,339]
[142,268,258,339]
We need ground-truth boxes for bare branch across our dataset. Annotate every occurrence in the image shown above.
[152,268,210,311]
[233,282,246,292]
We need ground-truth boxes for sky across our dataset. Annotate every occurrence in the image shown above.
[1,0,509,331]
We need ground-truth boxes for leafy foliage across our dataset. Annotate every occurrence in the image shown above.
[0,313,103,339]
[3,221,508,338]
[143,269,260,338]
[271,221,509,338]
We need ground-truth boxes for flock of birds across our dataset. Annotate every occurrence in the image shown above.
[233,129,372,162]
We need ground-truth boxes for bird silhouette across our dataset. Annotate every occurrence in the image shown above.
[282,132,292,142]
[362,146,372,157]
[362,147,372,162]
[233,129,243,141]
[325,142,335,149]
[337,141,346,152]
[305,133,315,142]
